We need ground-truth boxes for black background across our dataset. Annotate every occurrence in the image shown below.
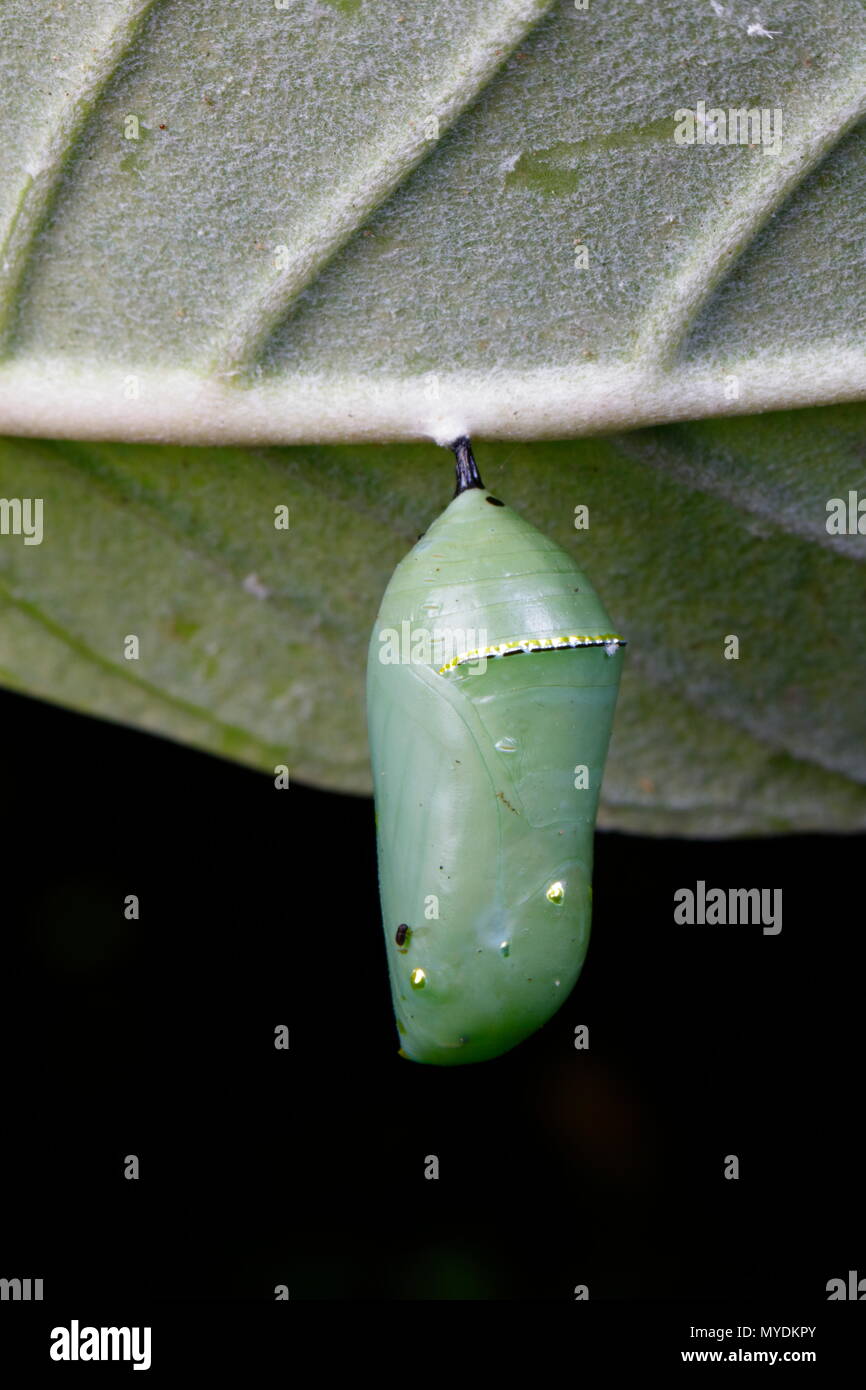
[1,684,862,1304]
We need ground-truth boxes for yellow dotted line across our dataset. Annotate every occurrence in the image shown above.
[438,634,626,675]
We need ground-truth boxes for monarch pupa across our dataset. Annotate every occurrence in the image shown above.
[367,439,625,1065]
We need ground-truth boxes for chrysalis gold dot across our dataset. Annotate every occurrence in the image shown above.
[546,880,565,905]
[410,967,427,989]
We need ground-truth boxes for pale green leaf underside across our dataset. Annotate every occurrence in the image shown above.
[1,407,864,835]
[1,0,866,441]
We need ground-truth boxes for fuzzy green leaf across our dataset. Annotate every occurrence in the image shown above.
[1,0,866,440]
[2,404,864,834]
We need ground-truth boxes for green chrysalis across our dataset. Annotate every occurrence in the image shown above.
[367,439,625,1065]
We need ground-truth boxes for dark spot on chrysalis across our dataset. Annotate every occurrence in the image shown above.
[486,496,504,506]
[395,924,411,950]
